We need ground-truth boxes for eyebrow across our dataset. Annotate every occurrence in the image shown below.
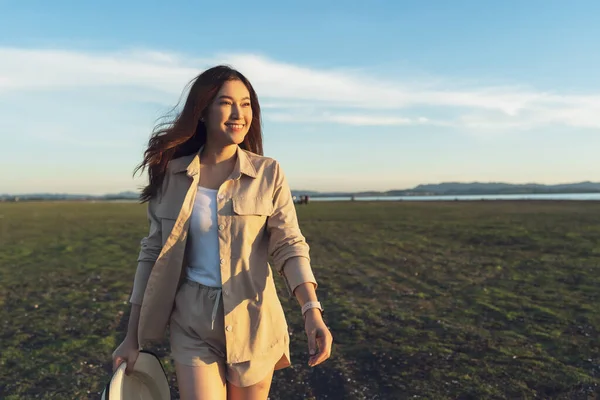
[218,95,251,101]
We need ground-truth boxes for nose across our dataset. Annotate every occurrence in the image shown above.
[230,103,241,119]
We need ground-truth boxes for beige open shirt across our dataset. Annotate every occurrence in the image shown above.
[129,146,318,368]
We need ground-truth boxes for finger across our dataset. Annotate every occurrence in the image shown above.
[307,328,317,357]
[308,332,324,365]
[125,351,139,375]
[310,333,332,366]
[112,356,123,373]
[310,336,327,365]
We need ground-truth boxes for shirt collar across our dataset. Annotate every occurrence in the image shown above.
[169,152,199,177]
[169,145,257,179]
[232,146,258,179]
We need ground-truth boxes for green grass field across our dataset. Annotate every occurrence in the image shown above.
[1,200,599,399]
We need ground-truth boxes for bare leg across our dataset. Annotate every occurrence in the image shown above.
[175,361,227,400]
[227,368,274,400]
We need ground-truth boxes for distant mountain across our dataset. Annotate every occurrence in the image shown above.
[0,191,141,202]
[103,191,140,200]
[292,182,600,198]
[408,181,600,195]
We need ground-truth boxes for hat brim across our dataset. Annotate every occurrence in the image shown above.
[101,350,170,400]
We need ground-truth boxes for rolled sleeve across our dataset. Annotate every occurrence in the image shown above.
[129,197,162,305]
[267,161,318,298]
[282,256,317,297]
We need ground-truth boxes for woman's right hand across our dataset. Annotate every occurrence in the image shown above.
[112,335,140,375]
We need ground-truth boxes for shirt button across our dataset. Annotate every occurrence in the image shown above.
[218,193,225,200]
[218,224,225,231]
[220,259,225,265]
[223,290,229,296]
[225,325,232,332]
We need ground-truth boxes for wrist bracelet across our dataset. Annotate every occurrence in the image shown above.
[302,301,323,316]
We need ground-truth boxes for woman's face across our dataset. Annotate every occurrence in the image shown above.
[204,79,253,147]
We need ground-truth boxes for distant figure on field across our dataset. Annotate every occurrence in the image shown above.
[111,66,332,400]
[295,195,310,205]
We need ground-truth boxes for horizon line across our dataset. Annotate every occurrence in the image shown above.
[2,179,600,197]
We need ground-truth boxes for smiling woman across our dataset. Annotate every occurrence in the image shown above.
[110,66,333,400]
[134,66,264,203]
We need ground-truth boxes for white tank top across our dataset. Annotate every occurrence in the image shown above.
[185,186,222,288]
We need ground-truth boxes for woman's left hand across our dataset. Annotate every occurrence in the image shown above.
[304,309,333,367]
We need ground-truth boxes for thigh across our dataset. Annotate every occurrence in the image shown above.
[175,361,227,400]
[227,368,274,400]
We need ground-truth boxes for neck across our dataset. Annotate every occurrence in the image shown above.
[201,143,237,165]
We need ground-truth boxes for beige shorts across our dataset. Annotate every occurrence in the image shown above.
[169,279,287,387]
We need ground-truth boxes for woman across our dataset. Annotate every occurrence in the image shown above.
[111,65,333,400]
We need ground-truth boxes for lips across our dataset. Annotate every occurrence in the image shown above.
[225,123,245,129]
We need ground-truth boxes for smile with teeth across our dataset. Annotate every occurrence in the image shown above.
[226,123,245,129]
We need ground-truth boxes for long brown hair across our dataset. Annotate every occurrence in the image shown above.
[134,65,264,202]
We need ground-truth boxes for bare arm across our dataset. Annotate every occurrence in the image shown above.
[293,275,332,368]
[293,282,322,320]
[125,304,141,346]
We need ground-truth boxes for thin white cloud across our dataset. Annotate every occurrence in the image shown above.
[0,46,599,129]
[268,112,449,127]
[0,47,200,94]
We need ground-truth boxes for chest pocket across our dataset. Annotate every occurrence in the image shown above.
[232,196,274,217]
[155,207,180,246]
[231,197,273,244]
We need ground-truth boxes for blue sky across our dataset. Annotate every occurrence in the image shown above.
[1,0,599,194]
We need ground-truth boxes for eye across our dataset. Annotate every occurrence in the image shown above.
[220,101,232,106]
[242,102,251,107]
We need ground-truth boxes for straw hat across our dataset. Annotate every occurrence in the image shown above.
[101,350,170,400]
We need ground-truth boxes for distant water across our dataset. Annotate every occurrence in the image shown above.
[309,193,600,202]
